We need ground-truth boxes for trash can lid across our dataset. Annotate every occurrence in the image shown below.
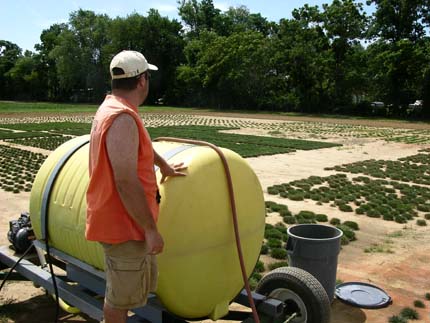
[335,282,392,309]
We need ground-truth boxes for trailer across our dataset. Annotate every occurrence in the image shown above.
[0,240,330,323]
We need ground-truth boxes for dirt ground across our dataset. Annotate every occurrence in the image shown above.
[1,113,430,323]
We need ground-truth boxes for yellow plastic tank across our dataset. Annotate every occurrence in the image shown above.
[29,135,265,320]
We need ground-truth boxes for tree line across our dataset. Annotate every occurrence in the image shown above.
[1,0,430,118]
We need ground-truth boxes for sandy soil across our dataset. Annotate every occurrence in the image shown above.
[1,115,430,323]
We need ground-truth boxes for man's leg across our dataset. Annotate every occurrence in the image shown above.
[103,302,127,323]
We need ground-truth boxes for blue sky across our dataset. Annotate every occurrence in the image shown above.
[0,0,374,52]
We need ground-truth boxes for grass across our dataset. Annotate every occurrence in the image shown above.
[364,243,394,254]
[0,101,203,114]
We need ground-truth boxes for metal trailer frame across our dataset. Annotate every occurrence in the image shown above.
[0,241,285,323]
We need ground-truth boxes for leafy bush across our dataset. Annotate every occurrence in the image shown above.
[260,243,269,255]
[315,214,328,222]
[424,213,430,220]
[267,238,282,249]
[388,316,407,323]
[296,217,316,224]
[400,307,419,320]
[339,204,353,212]
[383,214,394,221]
[366,209,381,218]
[283,216,296,224]
[416,219,427,226]
[395,215,407,224]
[265,229,283,240]
[270,248,287,259]
[337,225,356,241]
[288,192,305,201]
[254,260,265,273]
[330,218,341,225]
[425,292,430,300]
[297,210,316,219]
[413,300,425,308]
[343,221,359,231]
[267,187,279,195]
[355,207,365,215]
[340,235,349,245]
[268,261,289,270]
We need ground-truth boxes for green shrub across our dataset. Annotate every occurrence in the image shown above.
[413,300,425,308]
[274,223,287,231]
[424,213,430,220]
[267,187,279,195]
[254,260,265,273]
[289,193,304,201]
[366,209,381,218]
[265,201,277,209]
[268,261,289,270]
[283,216,296,224]
[297,210,316,219]
[339,204,353,212]
[279,209,292,217]
[417,204,430,212]
[340,235,349,245]
[267,238,282,249]
[395,215,407,224]
[315,214,328,222]
[416,219,427,226]
[260,244,269,255]
[425,292,430,300]
[343,221,359,231]
[388,315,407,323]
[270,204,288,212]
[270,248,287,259]
[265,229,283,240]
[296,218,316,224]
[330,218,341,225]
[337,225,356,241]
[383,214,394,221]
[400,307,419,320]
[355,207,365,215]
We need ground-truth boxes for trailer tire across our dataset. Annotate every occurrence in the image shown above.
[255,266,330,323]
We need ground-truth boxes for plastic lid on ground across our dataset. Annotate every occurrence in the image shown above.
[335,282,393,309]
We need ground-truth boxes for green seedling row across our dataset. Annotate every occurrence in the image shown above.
[0,145,46,193]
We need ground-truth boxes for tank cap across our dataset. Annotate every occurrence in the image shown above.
[335,282,392,309]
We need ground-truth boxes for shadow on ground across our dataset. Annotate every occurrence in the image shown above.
[331,299,366,323]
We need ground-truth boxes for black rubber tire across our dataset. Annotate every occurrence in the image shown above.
[255,266,331,323]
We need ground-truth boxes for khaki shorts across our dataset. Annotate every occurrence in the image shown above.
[101,240,158,309]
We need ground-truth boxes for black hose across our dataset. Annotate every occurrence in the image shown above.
[0,243,35,292]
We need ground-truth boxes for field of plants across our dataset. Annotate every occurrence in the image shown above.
[1,110,430,323]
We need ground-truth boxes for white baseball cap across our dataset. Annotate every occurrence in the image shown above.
[110,50,158,79]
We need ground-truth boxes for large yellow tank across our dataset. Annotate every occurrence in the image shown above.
[29,135,265,319]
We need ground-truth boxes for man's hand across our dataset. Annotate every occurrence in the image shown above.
[146,229,164,255]
[159,162,187,184]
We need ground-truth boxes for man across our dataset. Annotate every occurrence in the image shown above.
[86,50,186,323]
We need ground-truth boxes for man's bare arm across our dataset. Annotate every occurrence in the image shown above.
[106,114,163,254]
[153,150,187,184]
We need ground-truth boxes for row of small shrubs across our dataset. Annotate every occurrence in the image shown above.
[6,135,73,151]
[325,151,430,185]
[0,145,46,193]
[268,173,430,225]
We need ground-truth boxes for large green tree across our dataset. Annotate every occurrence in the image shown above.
[0,40,22,99]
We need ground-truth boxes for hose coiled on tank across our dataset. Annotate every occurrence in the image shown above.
[154,137,261,323]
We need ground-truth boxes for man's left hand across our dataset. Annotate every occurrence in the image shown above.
[159,162,187,184]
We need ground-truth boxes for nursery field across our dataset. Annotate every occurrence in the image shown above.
[0,109,430,323]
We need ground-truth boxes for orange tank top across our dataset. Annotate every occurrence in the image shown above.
[86,95,159,244]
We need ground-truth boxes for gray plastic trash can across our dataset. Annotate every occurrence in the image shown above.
[286,224,343,301]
